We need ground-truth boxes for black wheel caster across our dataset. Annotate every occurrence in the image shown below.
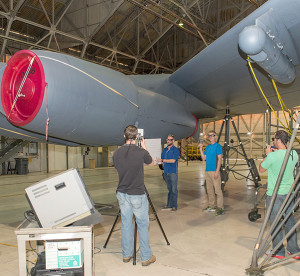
[248,210,261,222]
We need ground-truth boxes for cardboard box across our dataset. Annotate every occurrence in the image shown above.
[89,159,95,169]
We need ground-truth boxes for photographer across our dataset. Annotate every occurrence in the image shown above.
[113,125,156,266]
[259,130,300,259]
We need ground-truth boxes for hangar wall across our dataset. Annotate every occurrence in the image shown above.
[1,110,299,174]
[201,110,300,159]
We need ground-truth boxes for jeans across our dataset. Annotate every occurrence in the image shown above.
[266,195,300,256]
[164,172,178,208]
[116,192,152,261]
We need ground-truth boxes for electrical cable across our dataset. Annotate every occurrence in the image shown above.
[24,210,37,223]
[227,146,239,171]
[232,171,249,181]
[248,60,289,131]
[28,241,40,257]
[0,126,44,141]
[273,79,294,134]
[45,84,49,141]
[94,246,102,254]
[272,79,296,123]
[248,60,300,143]
[0,242,18,248]
[38,55,139,109]
[272,80,300,142]
[7,56,35,120]
[0,242,34,252]
[271,82,300,144]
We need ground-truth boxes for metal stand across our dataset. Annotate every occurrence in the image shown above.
[246,106,272,222]
[248,184,266,222]
[246,114,300,275]
[217,106,261,189]
[94,202,113,211]
[103,188,170,265]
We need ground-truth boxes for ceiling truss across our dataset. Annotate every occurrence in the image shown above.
[0,0,266,74]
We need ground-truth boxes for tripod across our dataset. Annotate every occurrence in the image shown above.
[103,141,170,265]
[217,106,261,189]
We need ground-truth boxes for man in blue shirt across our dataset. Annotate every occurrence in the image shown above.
[157,134,180,211]
[199,130,224,216]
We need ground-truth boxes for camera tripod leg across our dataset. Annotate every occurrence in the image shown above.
[103,209,120,248]
[104,209,138,265]
[146,188,170,245]
[133,220,137,265]
[104,188,170,266]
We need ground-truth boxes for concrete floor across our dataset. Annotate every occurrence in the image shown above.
[0,161,299,276]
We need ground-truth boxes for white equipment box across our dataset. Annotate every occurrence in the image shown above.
[15,222,94,276]
[25,168,94,228]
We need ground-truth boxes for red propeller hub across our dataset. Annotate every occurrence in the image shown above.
[1,50,46,126]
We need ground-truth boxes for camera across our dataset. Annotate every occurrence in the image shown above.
[138,128,144,139]
[137,128,144,147]
[199,132,204,144]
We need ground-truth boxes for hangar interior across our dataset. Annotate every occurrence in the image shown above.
[0,1,300,276]
[1,110,300,174]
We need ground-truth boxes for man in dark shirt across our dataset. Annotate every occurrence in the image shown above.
[113,125,156,266]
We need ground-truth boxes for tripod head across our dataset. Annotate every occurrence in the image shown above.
[225,105,230,115]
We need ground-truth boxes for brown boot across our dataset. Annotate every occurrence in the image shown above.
[123,255,133,263]
[141,255,156,266]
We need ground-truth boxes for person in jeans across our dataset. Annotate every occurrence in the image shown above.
[157,134,180,211]
[198,130,224,216]
[259,130,300,259]
[113,125,156,266]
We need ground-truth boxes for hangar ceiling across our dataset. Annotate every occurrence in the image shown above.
[0,0,266,74]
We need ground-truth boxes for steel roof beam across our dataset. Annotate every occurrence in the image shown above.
[0,0,26,60]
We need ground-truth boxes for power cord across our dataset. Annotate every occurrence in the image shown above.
[24,210,37,223]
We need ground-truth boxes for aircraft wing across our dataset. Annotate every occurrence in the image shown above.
[169,0,300,120]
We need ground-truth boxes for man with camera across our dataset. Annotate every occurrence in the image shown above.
[259,130,300,259]
[113,125,156,266]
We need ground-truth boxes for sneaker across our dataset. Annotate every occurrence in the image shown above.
[141,255,156,266]
[287,251,300,260]
[162,206,172,210]
[123,255,133,263]
[171,207,177,211]
[202,206,216,212]
[265,251,285,259]
[215,208,224,216]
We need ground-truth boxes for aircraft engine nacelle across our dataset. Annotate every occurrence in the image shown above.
[135,87,198,141]
[0,50,197,146]
[238,25,295,84]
